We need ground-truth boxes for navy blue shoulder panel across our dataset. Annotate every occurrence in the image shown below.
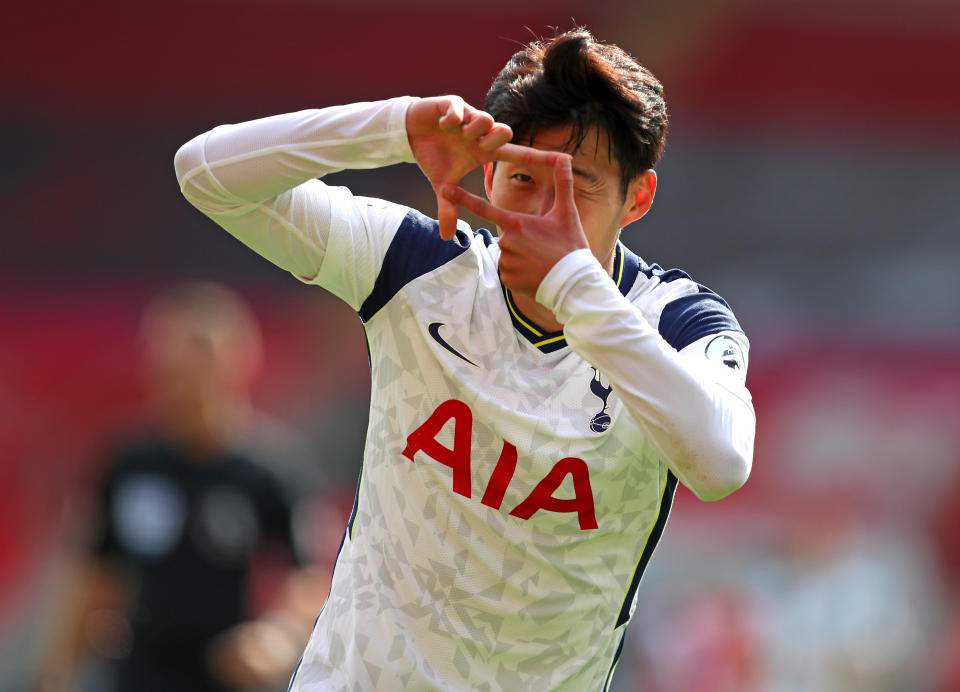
[640,262,743,351]
[639,261,693,285]
[659,287,742,351]
[358,209,493,322]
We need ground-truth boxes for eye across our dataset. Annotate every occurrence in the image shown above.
[511,173,534,184]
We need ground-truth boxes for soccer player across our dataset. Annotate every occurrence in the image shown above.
[175,28,755,691]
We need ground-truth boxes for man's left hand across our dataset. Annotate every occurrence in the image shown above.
[441,154,588,299]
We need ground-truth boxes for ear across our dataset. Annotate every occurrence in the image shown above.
[483,162,495,199]
[619,169,657,228]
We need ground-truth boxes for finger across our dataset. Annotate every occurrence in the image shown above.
[476,123,513,153]
[441,185,515,229]
[493,143,563,168]
[552,154,575,213]
[461,112,495,142]
[436,195,459,240]
[438,97,465,131]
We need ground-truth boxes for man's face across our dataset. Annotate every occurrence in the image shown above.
[484,125,654,272]
[143,321,220,416]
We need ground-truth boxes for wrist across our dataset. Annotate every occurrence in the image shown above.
[535,249,601,313]
[390,96,419,163]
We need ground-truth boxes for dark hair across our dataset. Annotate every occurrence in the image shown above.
[484,29,668,198]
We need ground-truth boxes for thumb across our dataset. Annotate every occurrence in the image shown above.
[436,193,458,241]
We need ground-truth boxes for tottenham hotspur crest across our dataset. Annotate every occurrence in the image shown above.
[588,368,613,433]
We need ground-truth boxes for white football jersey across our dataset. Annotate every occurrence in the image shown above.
[174,98,755,691]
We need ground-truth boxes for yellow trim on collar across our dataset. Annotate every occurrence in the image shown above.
[503,285,543,337]
[615,243,624,287]
[533,334,566,347]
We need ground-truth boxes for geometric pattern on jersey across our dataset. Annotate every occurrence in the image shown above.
[291,207,742,691]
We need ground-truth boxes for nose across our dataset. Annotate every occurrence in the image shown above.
[531,185,555,217]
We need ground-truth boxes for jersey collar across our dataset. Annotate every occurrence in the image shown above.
[503,242,640,353]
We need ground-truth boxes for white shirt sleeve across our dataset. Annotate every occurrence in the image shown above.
[537,249,756,501]
[173,97,418,310]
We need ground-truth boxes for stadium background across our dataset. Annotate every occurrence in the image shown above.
[2,0,959,688]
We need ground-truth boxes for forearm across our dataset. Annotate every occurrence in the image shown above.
[537,250,755,501]
[173,98,416,280]
[175,97,416,205]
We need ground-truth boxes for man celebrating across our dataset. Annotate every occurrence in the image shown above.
[176,28,755,691]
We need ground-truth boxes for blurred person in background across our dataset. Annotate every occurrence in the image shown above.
[40,282,327,692]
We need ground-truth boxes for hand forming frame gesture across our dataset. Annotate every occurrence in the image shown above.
[407,96,590,297]
[441,152,589,300]
[406,96,565,241]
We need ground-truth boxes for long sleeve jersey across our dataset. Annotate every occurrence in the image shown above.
[175,97,755,691]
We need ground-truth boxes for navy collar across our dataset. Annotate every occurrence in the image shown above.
[503,242,641,353]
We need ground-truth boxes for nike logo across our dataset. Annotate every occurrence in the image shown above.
[428,322,478,367]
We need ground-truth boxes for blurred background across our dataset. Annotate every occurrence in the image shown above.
[2,0,959,689]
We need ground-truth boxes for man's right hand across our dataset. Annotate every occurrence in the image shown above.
[406,96,511,240]
[406,96,559,240]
